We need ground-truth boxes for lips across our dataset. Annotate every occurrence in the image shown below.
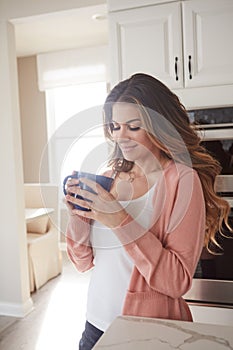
[119,143,138,152]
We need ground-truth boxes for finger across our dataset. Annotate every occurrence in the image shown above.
[65,179,79,195]
[66,182,82,196]
[67,183,79,194]
[63,197,76,214]
[72,208,95,219]
[65,194,93,211]
[67,178,80,188]
[79,177,104,195]
[68,185,97,203]
[63,197,72,208]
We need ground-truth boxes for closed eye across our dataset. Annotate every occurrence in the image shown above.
[109,121,141,132]
[128,125,141,131]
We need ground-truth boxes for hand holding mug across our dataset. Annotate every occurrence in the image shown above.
[63,171,127,228]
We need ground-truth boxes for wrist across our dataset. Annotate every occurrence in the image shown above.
[111,209,128,229]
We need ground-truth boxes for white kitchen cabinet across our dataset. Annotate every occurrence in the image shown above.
[107,0,179,13]
[189,304,233,326]
[182,0,233,88]
[109,2,183,89]
[108,0,233,91]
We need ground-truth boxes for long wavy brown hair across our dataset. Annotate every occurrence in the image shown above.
[103,73,232,252]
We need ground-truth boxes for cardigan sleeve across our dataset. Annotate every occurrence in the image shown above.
[113,167,206,299]
[65,169,113,273]
[66,215,94,272]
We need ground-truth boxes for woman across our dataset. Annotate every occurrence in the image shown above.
[64,73,231,350]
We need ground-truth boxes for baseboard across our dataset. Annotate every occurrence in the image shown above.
[0,297,34,318]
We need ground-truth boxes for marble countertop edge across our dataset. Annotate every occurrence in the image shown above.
[93,315,233,349]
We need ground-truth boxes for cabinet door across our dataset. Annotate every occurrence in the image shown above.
[109,2,183,88]
[182,0,233,88]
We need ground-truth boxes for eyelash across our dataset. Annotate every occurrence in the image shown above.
[110,123,141,132]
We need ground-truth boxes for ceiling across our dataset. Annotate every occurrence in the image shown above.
[12,3,108,57]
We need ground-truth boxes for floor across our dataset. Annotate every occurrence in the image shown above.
[0,252,91,350]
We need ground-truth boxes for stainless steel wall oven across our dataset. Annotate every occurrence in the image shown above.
[184,107,233,306]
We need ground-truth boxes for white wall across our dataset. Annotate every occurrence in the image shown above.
[0,0,105,317]
[0,20,33,317]
[18,56,49,183]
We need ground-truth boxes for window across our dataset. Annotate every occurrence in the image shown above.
[45,82,108,188]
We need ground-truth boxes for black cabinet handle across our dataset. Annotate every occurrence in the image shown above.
[175,56,178,81]
[188,55,192,79]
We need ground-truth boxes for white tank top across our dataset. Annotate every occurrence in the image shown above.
[86,183,156,331]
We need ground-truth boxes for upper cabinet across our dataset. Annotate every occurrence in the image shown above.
[108,0,233,91]
[182,0,233,88]
[109,2,183,89]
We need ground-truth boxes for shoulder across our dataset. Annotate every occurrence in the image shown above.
[164,161,200,184]
[165,160,195,175]
[153,161,202,202]
[164,162,204,205]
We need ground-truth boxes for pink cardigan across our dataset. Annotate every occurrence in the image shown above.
[66,161,205,322]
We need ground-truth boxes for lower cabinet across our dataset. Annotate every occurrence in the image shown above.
[189,303,233,326]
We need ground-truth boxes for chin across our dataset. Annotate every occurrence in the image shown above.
[122,152,136,162]
[124,157,135,162]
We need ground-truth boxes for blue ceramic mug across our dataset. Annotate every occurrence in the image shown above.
[63,171,114,211]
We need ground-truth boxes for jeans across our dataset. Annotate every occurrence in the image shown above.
[79,321,104,350]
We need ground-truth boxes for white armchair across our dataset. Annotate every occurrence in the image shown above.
[24,184,62,292]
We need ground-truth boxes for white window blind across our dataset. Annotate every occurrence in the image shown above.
[37,45,108,91]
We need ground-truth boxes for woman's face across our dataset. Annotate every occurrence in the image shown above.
[111,102,158,162]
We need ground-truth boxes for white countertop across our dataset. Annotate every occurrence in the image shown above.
[93,316,233,349]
